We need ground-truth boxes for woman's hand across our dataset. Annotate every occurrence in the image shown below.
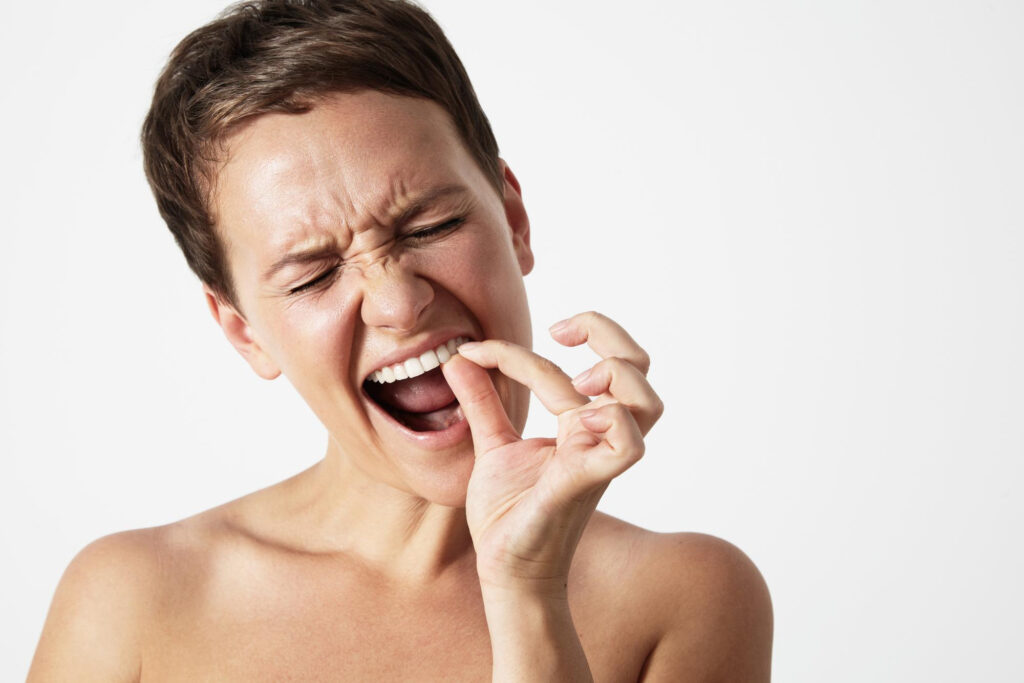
[441,311,663,596]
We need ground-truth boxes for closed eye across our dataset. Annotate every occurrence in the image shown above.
[289,265,341,295]
[288,218,464,295]
[405,217,465,241]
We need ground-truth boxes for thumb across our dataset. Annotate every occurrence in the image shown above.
[442,354,518,455]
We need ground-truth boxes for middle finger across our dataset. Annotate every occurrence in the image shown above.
[550,311,651,375]
[571,356,663,435]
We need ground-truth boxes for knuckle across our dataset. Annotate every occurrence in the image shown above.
[652,397,665,420]
[488,338,513,353]
[616,437,645,465]
[630,440,646,462]
[602,356,632,374]
[607,401,631,420]
[598,356,620,370]
[535,354,566,378]
[604,352,650,377]
[635,350,652,374]
[465,385,494,405]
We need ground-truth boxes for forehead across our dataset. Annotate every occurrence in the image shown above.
[211,91,483,263]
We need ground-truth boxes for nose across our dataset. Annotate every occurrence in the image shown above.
[358,256,434,332]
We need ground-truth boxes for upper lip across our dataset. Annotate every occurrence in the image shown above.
[360,330,476,383]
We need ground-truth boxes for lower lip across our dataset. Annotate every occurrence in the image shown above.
[361,386,472,450]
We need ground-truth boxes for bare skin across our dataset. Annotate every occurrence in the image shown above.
[28,92,772,681]
[29,493,771,681]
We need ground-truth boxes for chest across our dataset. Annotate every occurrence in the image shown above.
[139,563,648,682]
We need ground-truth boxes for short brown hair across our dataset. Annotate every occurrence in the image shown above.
[141,0,501,310]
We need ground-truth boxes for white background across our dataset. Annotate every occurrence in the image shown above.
[2,0,1022,680]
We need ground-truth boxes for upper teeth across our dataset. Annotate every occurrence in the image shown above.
[368,336,470,384]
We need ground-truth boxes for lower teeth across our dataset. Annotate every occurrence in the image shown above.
[393,401,462,432]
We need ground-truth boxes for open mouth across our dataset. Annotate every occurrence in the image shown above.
[361,337,470,433]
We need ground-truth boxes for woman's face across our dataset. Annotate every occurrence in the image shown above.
[208,91,534,505]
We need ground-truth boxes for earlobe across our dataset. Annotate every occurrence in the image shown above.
[202,285,281,380]
[500,160,535,276]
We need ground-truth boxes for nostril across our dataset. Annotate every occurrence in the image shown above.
[357,269,435,331]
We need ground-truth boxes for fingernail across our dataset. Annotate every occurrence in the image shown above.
[571,369,592,386]
[579,409,598,419]
[457,341,481,353]
[549,319,570,334]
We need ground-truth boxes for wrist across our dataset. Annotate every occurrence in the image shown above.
[477,562,570,602]
[477,553,572,599]
[479,577,570,606]
[479,577,592,683]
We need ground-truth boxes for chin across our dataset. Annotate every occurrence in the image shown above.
[403,455,474,509]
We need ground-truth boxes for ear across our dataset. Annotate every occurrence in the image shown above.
[202,285,281,380]
[499,160,534,276]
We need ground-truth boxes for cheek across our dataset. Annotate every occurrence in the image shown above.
[270,289,361,386]
[447,227,522,290]
[447,232,533,428]
[428,227,531,343]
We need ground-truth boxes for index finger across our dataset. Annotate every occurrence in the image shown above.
[454,339,589,416]
[548,311,651,375]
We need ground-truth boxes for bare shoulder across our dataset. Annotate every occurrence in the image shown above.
[578,513,774,682]
[27,510,232,683]
[27,527,162,682]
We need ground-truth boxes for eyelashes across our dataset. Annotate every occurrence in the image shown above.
[289,265,341,295]
[405,216,465,241]
[287,216,467,296]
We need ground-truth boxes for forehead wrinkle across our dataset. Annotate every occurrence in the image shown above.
[327,176,413,238]
[315,97,474,234]
[386,174,420,222]
[268,165,361,256]
[272,176,470,272]
[236,96,475,259]
[372,171,468,226]
[271,173,410,262]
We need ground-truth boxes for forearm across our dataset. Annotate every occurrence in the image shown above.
[481,586,593,683]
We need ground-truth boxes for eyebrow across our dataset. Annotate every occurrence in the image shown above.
[390,184,470,229]
[261,240,340,283]
[261,184,470,283]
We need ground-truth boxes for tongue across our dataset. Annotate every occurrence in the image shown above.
[370,366,456,414]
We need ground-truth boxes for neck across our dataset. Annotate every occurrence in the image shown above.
[260,435,476,584]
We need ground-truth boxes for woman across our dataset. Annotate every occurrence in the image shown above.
[28,1,772,680]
